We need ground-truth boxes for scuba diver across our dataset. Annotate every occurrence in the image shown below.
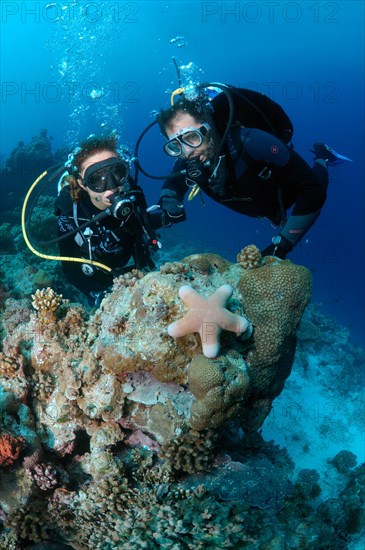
[53,135,164,307]
[151,84,352,259]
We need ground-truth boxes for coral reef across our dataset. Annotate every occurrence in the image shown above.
[0,223,15,254]
[0,130,56,221]
[1,249,363,548]
[329,450,357,474]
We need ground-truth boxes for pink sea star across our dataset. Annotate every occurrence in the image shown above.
[168,284,251,358]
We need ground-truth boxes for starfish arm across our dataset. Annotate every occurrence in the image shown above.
[199,322,221,358]
[168,284,251,359]
[168,312,201,338]
[219,311,250,335]
[178,285,205,308]
[201,339,221,359]
[211,284,233,306]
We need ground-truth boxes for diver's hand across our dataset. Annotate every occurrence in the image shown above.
[147,200,186,228]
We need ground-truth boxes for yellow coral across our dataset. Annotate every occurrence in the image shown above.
[31,288,63,322]
[237,244,262,269]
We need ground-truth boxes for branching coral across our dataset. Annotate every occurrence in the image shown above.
[0,346,26,378]
[160,261,189,275]
[31,287,63,323]
[111,268,144,292]
[237,244,262,269]
[3,500,55,545]
[26,462,64,491]
[158,429,218,474]
[57,305,87,339]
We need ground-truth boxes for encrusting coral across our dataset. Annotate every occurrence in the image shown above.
[0,432,26,466]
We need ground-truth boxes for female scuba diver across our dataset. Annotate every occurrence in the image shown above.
[54,135,163,307]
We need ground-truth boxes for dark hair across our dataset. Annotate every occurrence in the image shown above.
[72,135,118,173]
[157,98,212,137]
[63,135,118,202]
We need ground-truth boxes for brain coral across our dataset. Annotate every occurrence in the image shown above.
[182,253,232,274]
[237,258,312,397]
[188,352,250,431]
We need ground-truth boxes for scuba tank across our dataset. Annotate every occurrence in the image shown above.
[211,86,294,144]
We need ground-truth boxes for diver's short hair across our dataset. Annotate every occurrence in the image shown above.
[157,99,211,137]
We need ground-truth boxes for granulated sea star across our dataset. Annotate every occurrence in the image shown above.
[168,284,251,358]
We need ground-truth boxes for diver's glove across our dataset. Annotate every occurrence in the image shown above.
[262,234,293,259]
[147,199,186,229]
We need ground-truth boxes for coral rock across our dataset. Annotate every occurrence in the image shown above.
[0,433,26,467]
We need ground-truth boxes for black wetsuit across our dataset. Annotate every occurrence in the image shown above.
[55,184,160,298]
[158,88,328,256]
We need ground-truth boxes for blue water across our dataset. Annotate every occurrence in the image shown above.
[1,0,364,346]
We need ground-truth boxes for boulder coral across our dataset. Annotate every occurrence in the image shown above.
[237,257,312,398]
[188,352,250,430]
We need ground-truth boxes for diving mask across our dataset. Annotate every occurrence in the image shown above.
[164,123,211,157]
[82,157,130,193]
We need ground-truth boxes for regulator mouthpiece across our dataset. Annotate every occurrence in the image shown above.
[107,192,135,221]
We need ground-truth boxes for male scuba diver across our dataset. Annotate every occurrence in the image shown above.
[54,135,164,307]
[154,85,352,258]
